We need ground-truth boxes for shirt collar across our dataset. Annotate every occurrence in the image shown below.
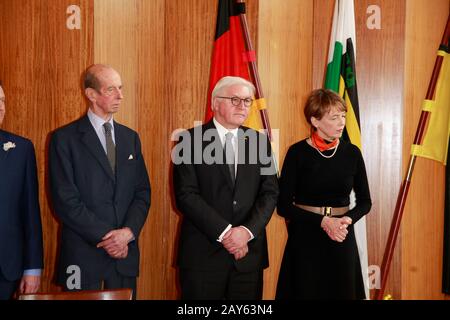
[87,108,114,133]
[213,117,238,142]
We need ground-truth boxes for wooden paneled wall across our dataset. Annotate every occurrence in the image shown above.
[353,0,407,299]
[0,0,93,293]
[402,0,449,300]
[0,0,449,300]
[258,0,313,299]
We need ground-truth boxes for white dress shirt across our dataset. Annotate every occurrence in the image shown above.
[87,108,115,154]
[213,118,254,243]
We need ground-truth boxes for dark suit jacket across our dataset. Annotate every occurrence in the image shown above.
[0,130,43,281]
[173,120,279,272]
[49,115,151,286]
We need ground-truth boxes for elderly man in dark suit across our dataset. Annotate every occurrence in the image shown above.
[0,82,44,300]
[49,65,151,299]
[173,76,279,299]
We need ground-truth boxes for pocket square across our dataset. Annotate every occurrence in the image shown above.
[128,154,134,160]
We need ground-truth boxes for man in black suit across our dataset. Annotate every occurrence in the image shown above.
[173,76,279,299]
[49,65,151,299]
[0,82,43,300]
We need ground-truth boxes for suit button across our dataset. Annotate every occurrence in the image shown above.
[233,201,237,205]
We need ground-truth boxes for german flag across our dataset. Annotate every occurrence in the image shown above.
[204,0,250,122]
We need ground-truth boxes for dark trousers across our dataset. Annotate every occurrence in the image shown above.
[63,267,137,300]
[0,272,19,300]
[180,267,263,300]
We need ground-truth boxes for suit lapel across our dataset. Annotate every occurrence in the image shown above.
[78,116,115,181]
[114,122,127,186]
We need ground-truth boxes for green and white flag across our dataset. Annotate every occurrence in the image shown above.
[325,0,369,299]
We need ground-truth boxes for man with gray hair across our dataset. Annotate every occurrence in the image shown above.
[173,76,278,299]
[49,65,151,299]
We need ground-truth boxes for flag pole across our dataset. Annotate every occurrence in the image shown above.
[374,15,450,300]
[236,0,273,142]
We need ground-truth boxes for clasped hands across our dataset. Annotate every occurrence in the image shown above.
[97,227,134,259]
[222,226,251,261]
[321,216,352,242]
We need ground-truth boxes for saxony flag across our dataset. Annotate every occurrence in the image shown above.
[325,0,361,150]
[325,0,369,299]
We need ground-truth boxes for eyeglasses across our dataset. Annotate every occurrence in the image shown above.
[217,96,253,108]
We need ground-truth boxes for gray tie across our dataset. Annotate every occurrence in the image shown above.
[225,132,235,184]
[103,122,116,174]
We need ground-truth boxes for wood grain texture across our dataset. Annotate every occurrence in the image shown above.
[258,0,313,299]
[94,0,138,128]
[355,0,406,299]
[402,0,449,300]
[1,0,449,300]
[0,0,93,293]
[135,0,169,300]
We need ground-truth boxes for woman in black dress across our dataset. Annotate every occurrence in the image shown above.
[276,89,371,299]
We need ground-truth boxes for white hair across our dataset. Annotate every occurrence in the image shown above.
[211,76,256,108]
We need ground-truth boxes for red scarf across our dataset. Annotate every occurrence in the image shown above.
[311,131,338,151]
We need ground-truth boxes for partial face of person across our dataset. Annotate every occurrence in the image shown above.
[212,84,252,129]
[89,68,123,120]
[0,86,5,126]
[311,105,346,141]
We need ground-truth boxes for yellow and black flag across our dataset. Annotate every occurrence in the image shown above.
[409,19,450,292]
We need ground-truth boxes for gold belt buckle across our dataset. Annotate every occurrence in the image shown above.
[324,207,332,217]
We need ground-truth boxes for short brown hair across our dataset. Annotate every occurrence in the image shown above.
[304,89,347,126]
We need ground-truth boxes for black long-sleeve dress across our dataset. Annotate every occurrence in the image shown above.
[276,139,372,299]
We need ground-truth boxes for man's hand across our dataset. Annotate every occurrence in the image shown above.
[97,227,134,259]
[233,244,249,261]
[222,226,251,259]
[110,245,129,259]
[321,216,352,242]
[18,275,40,294]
